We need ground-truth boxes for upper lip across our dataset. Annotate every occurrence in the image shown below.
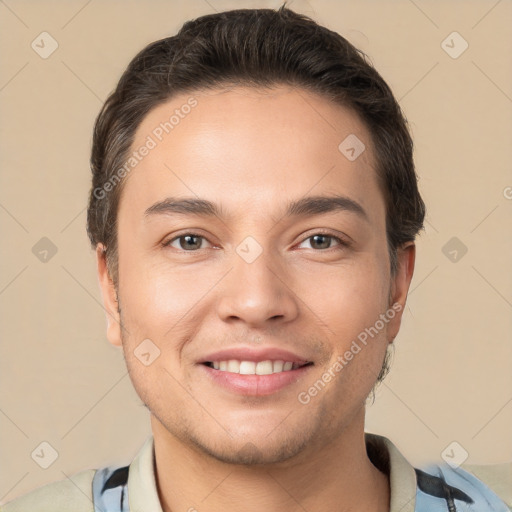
[198,346,312,365]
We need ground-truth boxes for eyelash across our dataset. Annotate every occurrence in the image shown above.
[162,231,351,253]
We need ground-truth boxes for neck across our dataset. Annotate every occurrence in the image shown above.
[151,412,390,512]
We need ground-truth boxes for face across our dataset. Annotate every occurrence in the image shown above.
[97,85,415,465]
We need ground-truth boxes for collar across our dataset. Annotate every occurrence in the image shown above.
[127,432,418,511]
[365,432,417,511]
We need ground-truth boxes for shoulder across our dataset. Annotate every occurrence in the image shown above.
[0,469,96,512]
[365,432,511,511]
[414,461,511,511]
[461,461,512,509]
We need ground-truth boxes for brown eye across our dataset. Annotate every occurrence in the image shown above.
[299,233,345,251]
[165,233,210,251]
[310,234,333,250]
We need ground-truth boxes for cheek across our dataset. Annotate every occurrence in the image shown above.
[117,263,200,407]
[118,249,201,332]
[306,256,391,394]
[307,258,390,338]
[117,255,221,381]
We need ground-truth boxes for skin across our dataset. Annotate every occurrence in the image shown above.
[96,85,415,512]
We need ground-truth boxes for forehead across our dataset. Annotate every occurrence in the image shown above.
[119,85,384,225]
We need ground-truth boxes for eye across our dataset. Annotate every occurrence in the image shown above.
[163,233,212,251]
[162,231,349,253]
[297,233,348,251]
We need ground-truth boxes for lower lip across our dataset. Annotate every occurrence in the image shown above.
[198,364,313,396]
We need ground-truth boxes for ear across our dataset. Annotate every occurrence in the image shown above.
[96,243,122,347]
[386,242,416,343]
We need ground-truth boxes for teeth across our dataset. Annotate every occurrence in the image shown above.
[255,360,273,375]
[273,360,284,373]
[227,360,240,373]
[239,361,256,375]
[208,359,305,375]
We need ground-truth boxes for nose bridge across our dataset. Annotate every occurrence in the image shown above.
[215,238,298,326]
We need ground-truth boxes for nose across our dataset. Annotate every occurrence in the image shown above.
[215,245,300,329]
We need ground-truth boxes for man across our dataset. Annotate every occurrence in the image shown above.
[2,5,510,512]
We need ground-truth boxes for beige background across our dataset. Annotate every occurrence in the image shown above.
[1,0,511,503]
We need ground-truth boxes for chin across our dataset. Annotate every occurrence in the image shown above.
[198,436,310,466]
[188,419,318,466]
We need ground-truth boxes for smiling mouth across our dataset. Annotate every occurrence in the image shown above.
[202,360,314,375]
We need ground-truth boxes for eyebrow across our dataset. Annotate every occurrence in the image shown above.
[144,194,368,223]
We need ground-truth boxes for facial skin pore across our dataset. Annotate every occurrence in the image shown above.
[96,85,415,512]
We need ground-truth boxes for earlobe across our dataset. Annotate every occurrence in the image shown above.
[95,244,123,347]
